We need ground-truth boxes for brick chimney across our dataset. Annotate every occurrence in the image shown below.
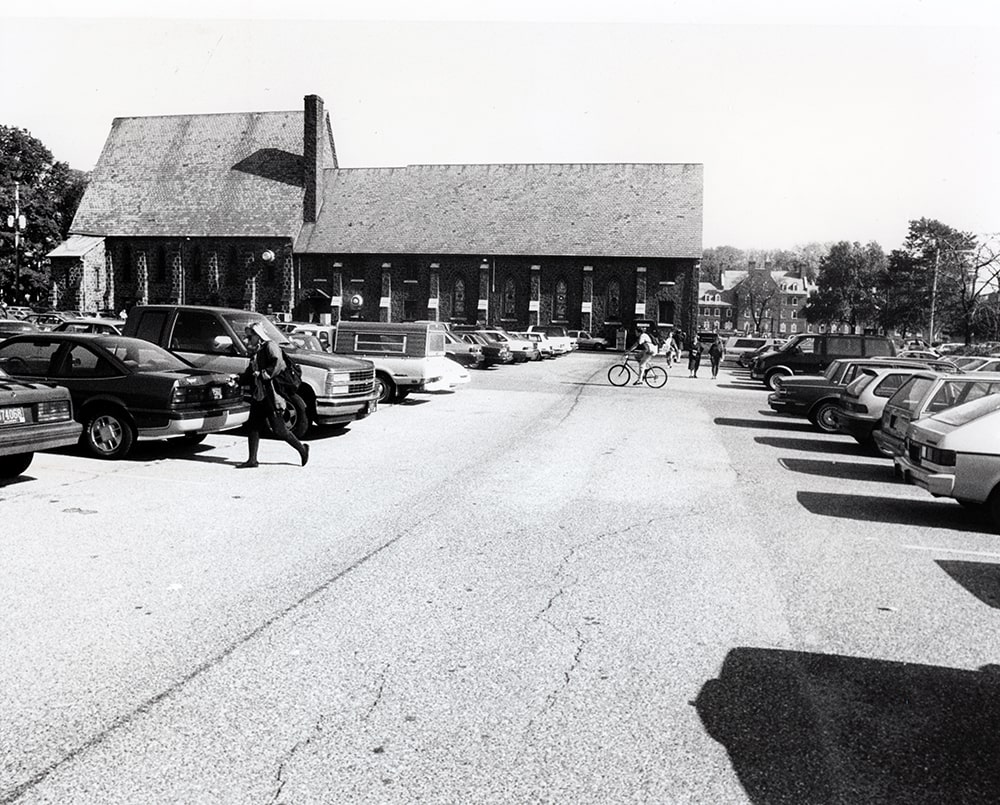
[303,94,324,224]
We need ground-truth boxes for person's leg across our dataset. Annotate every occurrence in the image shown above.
[238,405,262,468]
[268,408,309,466]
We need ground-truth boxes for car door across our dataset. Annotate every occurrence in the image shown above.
[51,342,131,411]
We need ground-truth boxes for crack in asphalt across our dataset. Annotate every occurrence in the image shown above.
[268,715,327,805]
[0,520,429,805]
[364,663,391,720]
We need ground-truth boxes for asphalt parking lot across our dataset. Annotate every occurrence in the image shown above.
[3,351,999,803]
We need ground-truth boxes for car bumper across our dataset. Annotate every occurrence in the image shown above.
[138,406,250,440]
[834,411,879,441]
[315,395,379,424]
[766,394,808,416]
[0,420,83,455]
[897,455,956,497]
[873,429,904,457]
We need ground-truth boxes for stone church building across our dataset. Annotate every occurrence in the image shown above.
[50,95,704,342]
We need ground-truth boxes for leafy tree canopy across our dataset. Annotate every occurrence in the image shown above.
[0,125,88,305]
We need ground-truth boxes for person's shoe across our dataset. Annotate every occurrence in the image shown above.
[632,380,642,385]
[299,444,310,467]
[236,460,258,469]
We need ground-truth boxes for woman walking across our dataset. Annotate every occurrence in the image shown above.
[687,336,704,378]
[238,322,309,468]
[708,334,725,379]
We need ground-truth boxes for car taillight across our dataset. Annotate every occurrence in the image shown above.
[922,445,956,466]
[842,401,868,414]
[170,377,204,405]
[36,399,72,422]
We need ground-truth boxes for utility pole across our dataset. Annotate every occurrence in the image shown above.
[6,182,26,305]
[928,242,940,344]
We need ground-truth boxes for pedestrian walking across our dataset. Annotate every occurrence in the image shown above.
[237,322,309,469]
[670,330,683,365]
[708,334,725,379]
[687,336,704,377]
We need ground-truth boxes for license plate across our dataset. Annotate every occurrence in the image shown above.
[0,406,26,425]
[210,387,222,400]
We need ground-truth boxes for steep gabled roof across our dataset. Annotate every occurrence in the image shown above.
[296,162,703,258]
[70,111,334,239]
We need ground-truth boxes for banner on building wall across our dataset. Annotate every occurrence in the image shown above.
[581,301,592,313]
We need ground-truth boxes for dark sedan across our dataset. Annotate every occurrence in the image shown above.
[767,356,958,432]
[459,332,512,366]
[0,368,83,477]
[0,334,249,459]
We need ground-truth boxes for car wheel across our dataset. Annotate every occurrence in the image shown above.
[765,370,789,391]
[277,392,310,439]
[0,452,33,478]
[811,401,840,433]
[376,373,396,405]
[82,407,136,460]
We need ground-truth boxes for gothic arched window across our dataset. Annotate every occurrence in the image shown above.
[555,278,568,320]
[453,276,466,317]
[606,280,621,320]
[503,277,517,318]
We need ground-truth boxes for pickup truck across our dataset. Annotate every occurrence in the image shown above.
[123,305,378,437]
[528,324,574,355]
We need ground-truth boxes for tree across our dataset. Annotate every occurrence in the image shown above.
[701,246,745,286]
[802,241,886,332]
[881,218,980,344]
[732,268,779,334]
[0,126,88,306]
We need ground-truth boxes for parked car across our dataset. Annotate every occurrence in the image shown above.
[52,317,125,335]
[286,331,325,352]
[896,393,1000,528]
[459,332,511,366]
[766,357,956,432]
[567,330,608,350]
[0,333,250,459]
[0,319,40,340]
[834,366,935,450]
[0,367,83,477]
[724,336,781,365]
[25,312,72,331]
[972,358,1000,373]
[952,356,993,371]
[751,333,896,390]
[874,371,1000,459]
[474,329,537,363]
[122,305,377,436]
[514,331,553,359]
[441,330,484,369]
[424,356,472,393]
[290,322,337,353]
[897,349,945,361]
[333,320,454,403]
[527,324,574,354]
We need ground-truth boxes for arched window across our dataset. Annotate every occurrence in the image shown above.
[606,280,620,320]
[554,278,568,320]
[453,276,466,317]
[502,277,517,318]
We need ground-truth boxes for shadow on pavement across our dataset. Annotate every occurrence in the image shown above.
[755,436,861,455]
[796,490,990,533]
[778,457,898,483]
[695,647,1000,804]
[936,560,1000,608]
[716,383,766,391]
[715,417,815,432]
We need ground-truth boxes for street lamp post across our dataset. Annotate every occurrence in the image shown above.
[6,182,26,305]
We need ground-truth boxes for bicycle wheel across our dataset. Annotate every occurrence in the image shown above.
[607,363,632,386]
[644,366,668,388]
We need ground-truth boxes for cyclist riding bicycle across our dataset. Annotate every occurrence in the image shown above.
[631,328,657,385]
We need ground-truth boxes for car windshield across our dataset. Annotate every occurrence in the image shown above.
[103,337,190,371]
[537,326,567,337]
[931,393,1000,427]
[888,376,936,412]
[222,312,292,346]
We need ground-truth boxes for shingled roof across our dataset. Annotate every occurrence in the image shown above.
[70,110,335,239]
[296,163,703,258]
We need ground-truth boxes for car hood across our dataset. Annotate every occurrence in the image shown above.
[285,346,373,371]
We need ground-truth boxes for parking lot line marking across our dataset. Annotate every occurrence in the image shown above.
[903,544,1000,560]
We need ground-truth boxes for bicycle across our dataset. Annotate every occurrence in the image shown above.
[607,350,668,388]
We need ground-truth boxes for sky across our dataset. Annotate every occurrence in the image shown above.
[2,0,999,252]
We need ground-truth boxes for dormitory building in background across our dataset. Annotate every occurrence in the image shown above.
[49,95,704,342]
